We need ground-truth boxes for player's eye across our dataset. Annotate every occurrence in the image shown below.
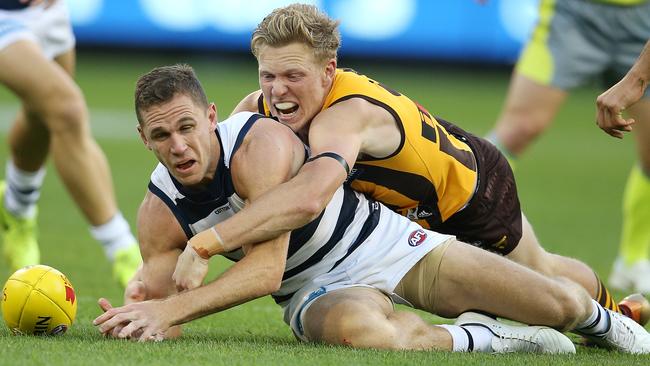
[151,132,168,140]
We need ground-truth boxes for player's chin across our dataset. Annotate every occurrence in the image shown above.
[173,165,201,183]
[278,114,306,132]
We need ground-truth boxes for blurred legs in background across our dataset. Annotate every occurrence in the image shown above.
[486,0,650,296]
[0,2,139,286]
[610,99,650,294]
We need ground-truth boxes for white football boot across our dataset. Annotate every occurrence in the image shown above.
[578,309,650,354]
[609,257,650,294]
[455,312,576,354]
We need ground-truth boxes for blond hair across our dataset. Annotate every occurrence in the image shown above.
[251,3,341,64]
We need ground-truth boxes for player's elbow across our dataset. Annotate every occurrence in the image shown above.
[295,183,333,220]
[295,197,327,222]
[263,276,283,294]
[255,263,284,295]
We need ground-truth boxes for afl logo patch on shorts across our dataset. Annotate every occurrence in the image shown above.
[408,229,427,247]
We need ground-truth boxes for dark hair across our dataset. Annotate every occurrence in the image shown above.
[134,64,208,125]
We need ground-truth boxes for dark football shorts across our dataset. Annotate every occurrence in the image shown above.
[434,118,522,256]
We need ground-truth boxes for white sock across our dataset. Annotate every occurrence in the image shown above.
[89,212,136,260]
[438,324,493,352]
[575,299,611,336]
[4,160,46,219]
[484,130,499,145]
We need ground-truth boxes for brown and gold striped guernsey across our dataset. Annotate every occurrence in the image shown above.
[260,68,478,229]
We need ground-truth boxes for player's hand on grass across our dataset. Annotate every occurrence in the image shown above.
[96,298,143,339]
[172,243,209,292]
[596,74,645,138]
[124,279,146,304]
[94,298,171,342]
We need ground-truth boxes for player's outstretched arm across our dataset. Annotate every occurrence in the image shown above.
[98,119,300,341]
[94,192,185,340]
[596,40,650,138]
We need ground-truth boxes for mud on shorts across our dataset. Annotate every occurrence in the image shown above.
[434,118,523,256]
[0,1,75,59]
[518,0,650,97]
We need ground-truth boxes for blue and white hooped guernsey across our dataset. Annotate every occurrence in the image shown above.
[147,112,451,335]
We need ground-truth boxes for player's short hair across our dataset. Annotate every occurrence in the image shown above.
[134,64,208,125]
[251,3,341,64]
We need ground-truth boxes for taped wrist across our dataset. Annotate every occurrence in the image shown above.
[189,227,225,259]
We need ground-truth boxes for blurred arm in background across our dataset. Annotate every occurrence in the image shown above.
[596,40,650,139]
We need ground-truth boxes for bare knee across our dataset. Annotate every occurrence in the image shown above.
[496,110,549,154]
[28,82,88,136]
[305,300,450,350]
[304,298,397,348]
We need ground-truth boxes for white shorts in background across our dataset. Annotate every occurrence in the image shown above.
[284,204,454,341]
[0,1,74,59]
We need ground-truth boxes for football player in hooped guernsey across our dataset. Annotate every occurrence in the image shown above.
[175,3,644,322]
[93,64,650,354]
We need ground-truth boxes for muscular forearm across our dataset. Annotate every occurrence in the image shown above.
[168,239,286,325]
[191,159,344,257]
[629,40,650,84]
[636,40,650,82]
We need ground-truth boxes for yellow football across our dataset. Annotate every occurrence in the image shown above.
[2,265,77,335]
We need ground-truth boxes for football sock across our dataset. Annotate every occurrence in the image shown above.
[619,165,650,264]
[575,299,611,336]
[90,212,137,260]
[438,324,493,352]
[595,274,620,312]
[4,160,45,219]
[485,130,517,170]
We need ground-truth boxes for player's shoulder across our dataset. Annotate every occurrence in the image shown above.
[231,90,263,115]
[137,190,185,249]
[222,111,293,140]
[138,190,173,223]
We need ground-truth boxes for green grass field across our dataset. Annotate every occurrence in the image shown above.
[0,50,647,365]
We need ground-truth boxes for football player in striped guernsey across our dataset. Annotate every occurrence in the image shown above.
[94,64,650,354]
[174,3,649,324]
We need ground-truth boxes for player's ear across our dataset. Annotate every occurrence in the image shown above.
[323,58,336,83]
[208,102,218,129]
[137,125,152,150]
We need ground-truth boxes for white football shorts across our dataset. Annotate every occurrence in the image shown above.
[0,1,74,59]
[284,204,454,341]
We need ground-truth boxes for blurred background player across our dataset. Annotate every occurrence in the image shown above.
[485,0,650,293]
[0,0,139,285]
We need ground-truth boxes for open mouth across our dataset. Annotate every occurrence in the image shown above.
[176,160,196,172]
[274,102,299,116]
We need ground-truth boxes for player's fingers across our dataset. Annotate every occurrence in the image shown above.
[175,276,188,292]
[595,107,608,128]
[118,318,143,339]
[138,326,157,342]
[610,130,624,139]
[93,307,117,325]
[97,311,133,333]
[109,324,124,338]
[97,298,113,313]
[125,281,146,303]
